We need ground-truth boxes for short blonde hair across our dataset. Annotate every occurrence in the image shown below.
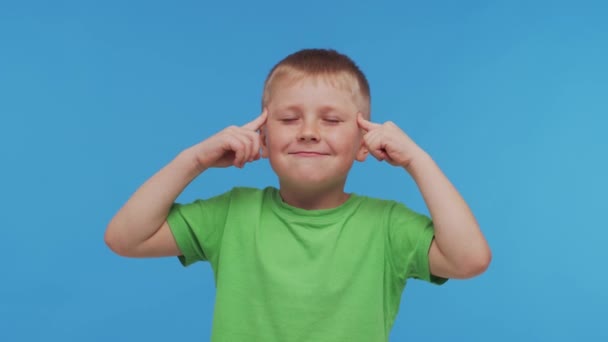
[262,49,371,117]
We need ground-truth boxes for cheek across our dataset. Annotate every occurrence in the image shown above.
[266,126,291,149]
[326,127,360,150]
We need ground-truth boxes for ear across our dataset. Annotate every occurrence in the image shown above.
[355,140,368,162]
[259,126,269,158]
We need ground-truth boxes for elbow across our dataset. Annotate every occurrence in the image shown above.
[104,225,132,257]
[460,247,492,278]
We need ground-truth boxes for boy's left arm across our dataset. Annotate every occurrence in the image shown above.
[358,114,492,279]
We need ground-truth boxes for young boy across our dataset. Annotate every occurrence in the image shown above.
[105,49,491,341]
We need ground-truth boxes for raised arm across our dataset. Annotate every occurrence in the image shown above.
[405,152,491,279]
[104,150,205,257]
[357,113,491,279]
[104,110,267,258]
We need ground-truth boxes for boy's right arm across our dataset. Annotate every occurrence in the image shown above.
[104,150,204,257]
[104,110,267,258]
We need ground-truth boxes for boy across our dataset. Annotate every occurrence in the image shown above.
[105,49,491,341]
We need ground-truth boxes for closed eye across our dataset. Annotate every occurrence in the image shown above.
[279,118,298,123]
[323,118,341,124]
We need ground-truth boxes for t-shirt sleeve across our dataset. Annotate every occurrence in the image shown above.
[166,189,233,267]
[387,202,448,285]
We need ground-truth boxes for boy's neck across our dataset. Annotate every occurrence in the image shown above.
[278,184,350,210]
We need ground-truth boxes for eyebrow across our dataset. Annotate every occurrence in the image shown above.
[318,105,339,114]
[281,105,302,112]
[277,104,342,113]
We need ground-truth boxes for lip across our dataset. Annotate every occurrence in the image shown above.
[289,151,329,157]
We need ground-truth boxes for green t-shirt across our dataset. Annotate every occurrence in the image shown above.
[167,186,447,342]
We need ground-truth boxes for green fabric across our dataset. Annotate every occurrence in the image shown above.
[167,187,447,342]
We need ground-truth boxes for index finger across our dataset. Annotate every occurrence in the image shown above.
[242,108,268,131]
[357,112,381,132]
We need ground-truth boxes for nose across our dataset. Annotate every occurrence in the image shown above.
[297,119,320,142]
[298,120,321,142]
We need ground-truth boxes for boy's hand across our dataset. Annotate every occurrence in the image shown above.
[191,109,268,169]
[357,113,425,169]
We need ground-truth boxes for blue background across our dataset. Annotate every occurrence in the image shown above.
[1,1,607,341]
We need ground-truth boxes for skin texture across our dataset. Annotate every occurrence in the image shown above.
[105,74,491,279]
[261,77,368,210]
[357,115,491,278]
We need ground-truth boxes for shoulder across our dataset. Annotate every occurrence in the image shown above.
[177,186,269,207]
[227,186,264,195]
[354,194,427,221]
[177,186,277,209]
[218,186,277,207]
[228,186,275,199]
[354,193,402,213]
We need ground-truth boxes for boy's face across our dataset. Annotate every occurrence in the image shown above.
[261,76,368,191]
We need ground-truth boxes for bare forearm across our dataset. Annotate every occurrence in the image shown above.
[105,148,205,250]
[405,151,490,269]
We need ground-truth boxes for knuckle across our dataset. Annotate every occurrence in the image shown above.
[231,140,242,150]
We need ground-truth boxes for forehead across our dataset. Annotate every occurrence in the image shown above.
[269,75,360,110]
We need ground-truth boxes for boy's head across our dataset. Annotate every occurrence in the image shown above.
[259,49,371,194]
[262,49,371,118]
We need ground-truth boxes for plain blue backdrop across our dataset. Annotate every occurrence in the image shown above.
[1,1,607,341]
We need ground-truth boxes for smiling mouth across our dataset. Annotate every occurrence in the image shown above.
[290,152,329,157]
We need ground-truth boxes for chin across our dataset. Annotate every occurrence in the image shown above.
[280,172,346,191]
[270,159,351,188]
